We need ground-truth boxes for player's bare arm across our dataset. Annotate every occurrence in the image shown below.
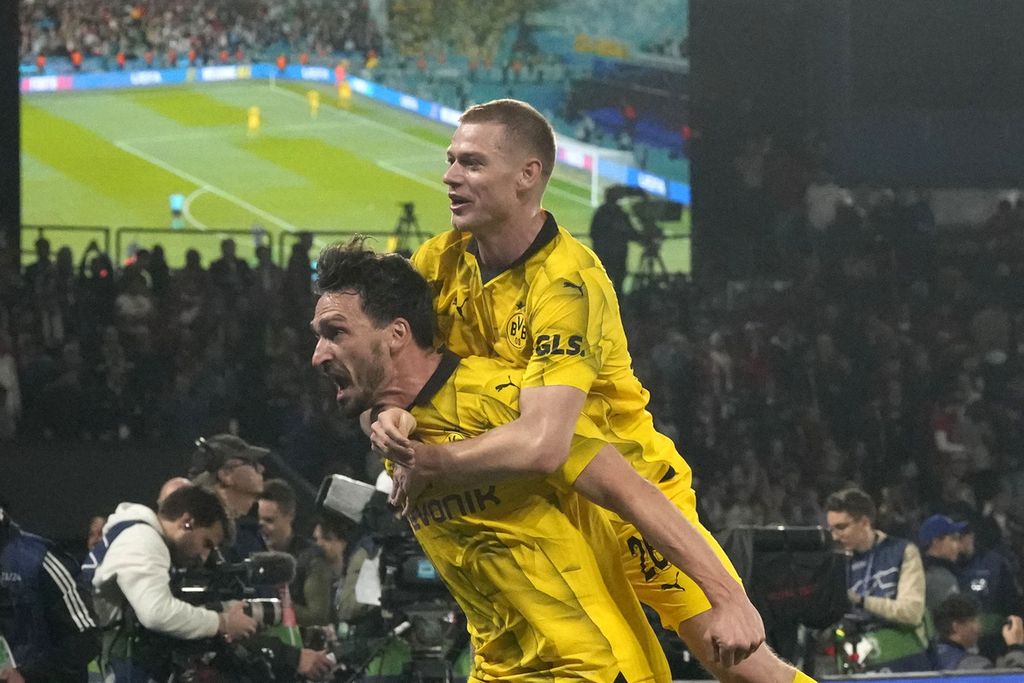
[371,385,586,481]
[376,409,766,668]
[572,445,766,668]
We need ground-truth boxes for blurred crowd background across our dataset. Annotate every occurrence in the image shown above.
[6,0,1024,673]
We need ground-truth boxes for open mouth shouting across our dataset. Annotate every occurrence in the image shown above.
[448,192,470,214]
[331,372,352,402]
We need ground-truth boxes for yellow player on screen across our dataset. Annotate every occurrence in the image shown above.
[307,90,320,119]
[335,60,352,108]
[247,105,260,137]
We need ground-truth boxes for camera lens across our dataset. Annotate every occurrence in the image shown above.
[242,598,283,626]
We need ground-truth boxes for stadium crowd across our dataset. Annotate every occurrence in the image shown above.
[3,174,1024,575]
[9,0,1024,673]
[19,0,383,69]
[0,233,370,484]
[4,177,1024,672]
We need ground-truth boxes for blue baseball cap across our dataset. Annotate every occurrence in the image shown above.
[918,514,968,548]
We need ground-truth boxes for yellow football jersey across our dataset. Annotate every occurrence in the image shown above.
[405,352,671,682]
[412,214,690,486]
[412,214,741,631]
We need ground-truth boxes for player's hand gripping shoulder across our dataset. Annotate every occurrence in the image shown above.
[369,407,418,465]
[389,464,428,515]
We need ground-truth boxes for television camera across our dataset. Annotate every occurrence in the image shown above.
[606,184,683,287]
[175,551,297,624]
[317,474,465,682]
[158,551,298,681]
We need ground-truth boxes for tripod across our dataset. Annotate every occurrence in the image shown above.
[630,235,670,292]
[338,610,466,683]
[393,202,429,254]
[404,650,454,683]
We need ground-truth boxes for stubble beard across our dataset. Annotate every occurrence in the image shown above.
[338,342,388,418]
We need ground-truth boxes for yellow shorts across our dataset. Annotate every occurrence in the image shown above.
[608,464,742,632]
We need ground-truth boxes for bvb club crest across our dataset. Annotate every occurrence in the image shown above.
[505,311,528,350]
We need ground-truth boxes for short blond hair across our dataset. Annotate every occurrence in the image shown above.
[460,99,556,180]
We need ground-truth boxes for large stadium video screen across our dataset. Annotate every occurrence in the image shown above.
[19,0,689,271]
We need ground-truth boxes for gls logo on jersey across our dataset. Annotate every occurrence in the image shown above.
[534,334,586,357]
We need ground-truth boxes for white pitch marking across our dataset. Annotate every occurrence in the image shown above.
[114,140,299,233]
[182,186,209,229]
[274,86,592,207]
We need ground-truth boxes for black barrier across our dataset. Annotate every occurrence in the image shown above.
[823,672,1023,682]
[21,224,111,265]
[718,525,847,668]
[16,225,690,288]
[277,229,393,267]
[115,226,269,268]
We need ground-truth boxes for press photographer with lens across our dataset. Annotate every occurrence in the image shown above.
[83,485,258,681]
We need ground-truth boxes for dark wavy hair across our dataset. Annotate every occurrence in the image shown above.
[315,237,435,348]
[158,484,232,539]
[932,593,979,638]
[259,478,297,517]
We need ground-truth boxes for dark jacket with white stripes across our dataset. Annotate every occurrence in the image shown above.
[0,516,99,682]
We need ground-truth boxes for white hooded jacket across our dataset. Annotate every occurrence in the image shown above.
[91,502,219,640]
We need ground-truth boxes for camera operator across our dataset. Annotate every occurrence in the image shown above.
[190,439,335,678]
[0,503,98,682]
[85,485,258,681]
[933,594,1024,670]
[258,479,310,559]
[189,434,268,561]
[589,186,640,296]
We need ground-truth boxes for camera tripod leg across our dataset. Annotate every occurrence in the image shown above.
[337,634,406,683]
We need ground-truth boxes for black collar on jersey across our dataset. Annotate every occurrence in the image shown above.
[469,211,559,283]
[408,349,461,409]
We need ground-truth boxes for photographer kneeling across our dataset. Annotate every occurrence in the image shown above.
[85,485,258,681]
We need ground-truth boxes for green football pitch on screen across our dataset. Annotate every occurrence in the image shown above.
[20,80,689,274]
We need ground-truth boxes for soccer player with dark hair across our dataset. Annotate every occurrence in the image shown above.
[313,238,673,680]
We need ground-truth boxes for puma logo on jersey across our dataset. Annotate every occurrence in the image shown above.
[661,573,687,591]
[562,280,585,296]
[495,376,519,392]
[453,298,467,319]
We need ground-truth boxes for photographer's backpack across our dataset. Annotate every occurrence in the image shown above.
[78,520,173,675]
